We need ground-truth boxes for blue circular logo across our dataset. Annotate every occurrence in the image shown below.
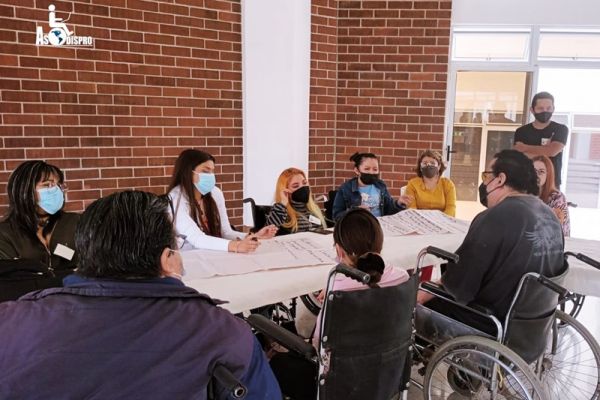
[48,28,67,46]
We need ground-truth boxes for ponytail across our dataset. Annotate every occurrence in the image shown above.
[355,252,385,288]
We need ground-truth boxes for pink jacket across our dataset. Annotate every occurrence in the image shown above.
[312,266,410,348]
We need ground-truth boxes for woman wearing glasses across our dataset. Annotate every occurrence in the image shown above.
[332,152,410,221]
[532,155,570,236]
[405,150,456,217]
[0,160,79,274]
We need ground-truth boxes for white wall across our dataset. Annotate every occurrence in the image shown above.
[242,0,311,226]
[452,0,600,26]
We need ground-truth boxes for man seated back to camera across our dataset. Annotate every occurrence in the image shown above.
[0,191,280,399]
[418,150,565,334]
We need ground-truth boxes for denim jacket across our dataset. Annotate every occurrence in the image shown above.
[332,177,405,220]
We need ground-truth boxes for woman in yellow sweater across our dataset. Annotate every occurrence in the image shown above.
[405,150,457,217]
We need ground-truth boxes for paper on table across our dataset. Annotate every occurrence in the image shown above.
[378,209,470,236]
[182,236,336,278]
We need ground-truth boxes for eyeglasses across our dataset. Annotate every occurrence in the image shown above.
[37,182,67,191]
[481,171,494,181]
[420,162,439,167]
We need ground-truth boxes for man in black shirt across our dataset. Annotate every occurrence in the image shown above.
[417,150,565,334]
[514,91,569,188]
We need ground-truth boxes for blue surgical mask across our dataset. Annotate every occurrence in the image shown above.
[194,172,216,195]
[37,185,64,215]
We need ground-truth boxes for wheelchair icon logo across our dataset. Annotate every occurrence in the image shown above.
[35,4,93,47]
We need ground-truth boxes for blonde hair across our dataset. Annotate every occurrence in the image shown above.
[275,167,326,232]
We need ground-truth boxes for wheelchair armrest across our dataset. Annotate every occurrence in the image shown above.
[419,282,502,339]
[246,314,317,361]
[420,281,455,301]
[467,303,495,316]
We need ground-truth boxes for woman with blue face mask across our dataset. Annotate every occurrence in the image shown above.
[167,149,277,253]
[0,160,79,277]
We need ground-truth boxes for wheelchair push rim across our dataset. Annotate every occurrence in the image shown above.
[424,335,548,400]
[537,310,600,400]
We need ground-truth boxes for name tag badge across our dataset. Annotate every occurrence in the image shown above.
[541,138,550,145]
[54,243,75,261]
[308,215,322,226]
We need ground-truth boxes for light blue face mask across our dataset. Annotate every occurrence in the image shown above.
[193,172,216,195]
[37,185,64,215]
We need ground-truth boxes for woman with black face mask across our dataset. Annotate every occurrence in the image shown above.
[265,167,326,235]
[331,152,409,220]
[405,150,456,217]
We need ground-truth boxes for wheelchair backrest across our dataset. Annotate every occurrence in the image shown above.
[242,197,272,233]
[318,273,418,400]
[502,262,569,364]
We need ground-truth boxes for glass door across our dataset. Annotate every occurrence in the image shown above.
[448,71,532,213]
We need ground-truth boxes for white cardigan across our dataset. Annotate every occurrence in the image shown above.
[168,185,245,251]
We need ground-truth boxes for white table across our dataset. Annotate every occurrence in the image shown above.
[564,237,600,297]
[182,232,600,313]
[182,232,465,313]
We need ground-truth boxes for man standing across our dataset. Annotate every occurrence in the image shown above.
[418,150,565,333]
[0,191,281,399]
[514,91,569,188]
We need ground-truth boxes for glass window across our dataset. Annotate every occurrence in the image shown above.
[452,30,530,61]
[539,31,600,61]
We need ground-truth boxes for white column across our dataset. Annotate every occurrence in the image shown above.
[242,0,311,226]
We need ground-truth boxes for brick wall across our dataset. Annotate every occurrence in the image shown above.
[0,0,244,224]
[0,0,452,224]
[308,0,338,198]
[308,0,452,199]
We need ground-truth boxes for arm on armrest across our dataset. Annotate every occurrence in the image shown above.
[246,314,317,361]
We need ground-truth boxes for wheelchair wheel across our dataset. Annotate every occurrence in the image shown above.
[538,310,600,400]
[424,335,547,399]
[559,293,586,319]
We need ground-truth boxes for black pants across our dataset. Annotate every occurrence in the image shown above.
[270,352,318,400]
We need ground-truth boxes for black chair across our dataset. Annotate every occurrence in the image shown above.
[242,197,272,233]
[248,262,421,400]
[322,190,337,227]
[0,259,71,303]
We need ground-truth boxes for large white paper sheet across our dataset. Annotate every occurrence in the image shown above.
[182,236,336,278]
[378,209,470,236]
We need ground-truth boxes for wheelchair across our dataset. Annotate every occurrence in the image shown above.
[246,247,450,399]
[413,250,600,400]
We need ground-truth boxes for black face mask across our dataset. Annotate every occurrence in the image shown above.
[478,179,502,208]
[359,173,379,185]
[534,111,552,124]
[420,166,439,179]
[291,185,310,204]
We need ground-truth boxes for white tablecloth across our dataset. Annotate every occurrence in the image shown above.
[564,237,600,297]
[182,232,600,313]
[182,232,465,313]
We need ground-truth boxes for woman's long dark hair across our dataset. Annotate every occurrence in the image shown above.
[167,149,222,237]
[333,208,385,286]
[5,160,65,237]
